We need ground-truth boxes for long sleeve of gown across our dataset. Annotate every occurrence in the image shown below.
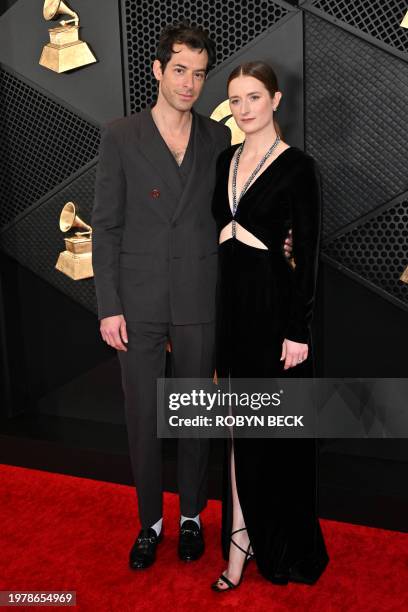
[284,156,322,344]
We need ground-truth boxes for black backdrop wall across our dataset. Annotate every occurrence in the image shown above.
[1,0,407,531]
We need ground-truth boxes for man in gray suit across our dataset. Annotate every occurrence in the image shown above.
[92,22,230,569]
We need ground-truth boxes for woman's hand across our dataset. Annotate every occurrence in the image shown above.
[280,338,308,370]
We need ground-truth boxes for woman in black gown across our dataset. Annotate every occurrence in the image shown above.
[211,61,329,591]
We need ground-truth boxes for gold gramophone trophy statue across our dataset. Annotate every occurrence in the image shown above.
[39,0,96,73]
[210,99,245,145]
[55,202,93,280]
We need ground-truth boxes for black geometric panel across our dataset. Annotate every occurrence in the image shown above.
[195,11,304,149]
[123,0,290,114]
[0,0,18,17]
[0,165,97,314]
[304,0,408,56]
[324,196,408,309]
[0,67,100,229]
[0,0,125,124]
[304,14,408,239]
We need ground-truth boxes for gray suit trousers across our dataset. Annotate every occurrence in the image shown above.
[118,320,214,528]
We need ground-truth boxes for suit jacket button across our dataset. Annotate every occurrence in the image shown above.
[151,189,160,199]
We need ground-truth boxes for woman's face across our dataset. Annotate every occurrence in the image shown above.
[228,75,279,135]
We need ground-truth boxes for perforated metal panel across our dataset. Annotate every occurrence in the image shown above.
[0,165,98,314]
[324,197,408,308]
[0,67,100,229]
[123,0,290,114]
[304,14,408,239]
[304,0,408,55]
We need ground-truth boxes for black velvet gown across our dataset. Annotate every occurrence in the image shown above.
[211,144,329,585]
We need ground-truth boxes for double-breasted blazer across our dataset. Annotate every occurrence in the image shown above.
[92,108,231,324]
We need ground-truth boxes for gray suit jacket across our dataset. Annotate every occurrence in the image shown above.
[92,108,231,324]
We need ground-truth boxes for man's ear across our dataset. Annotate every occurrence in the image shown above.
[152,59,163,82]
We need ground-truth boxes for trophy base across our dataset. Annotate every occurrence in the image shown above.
[55,251,93,280]
[39,40,97,73]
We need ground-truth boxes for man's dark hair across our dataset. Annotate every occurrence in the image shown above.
[156,21,216,74]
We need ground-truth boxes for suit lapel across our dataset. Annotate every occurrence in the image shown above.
[137,108,184,205]
[170,110,214,223]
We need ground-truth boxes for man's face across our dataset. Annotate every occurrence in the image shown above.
[153,43,208,111]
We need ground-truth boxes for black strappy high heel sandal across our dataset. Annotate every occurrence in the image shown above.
[211,527,254,592]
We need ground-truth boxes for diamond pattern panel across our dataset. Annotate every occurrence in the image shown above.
[124,0,290,113]
[0,68,100,229]
[306,0,408,55]
[324,197,408,308]
[0,165,98,314]
[304,14,408,239]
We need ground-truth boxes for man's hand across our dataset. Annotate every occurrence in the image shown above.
[280,338,308,370]
[100,314,128,351]
[283,228,293,259]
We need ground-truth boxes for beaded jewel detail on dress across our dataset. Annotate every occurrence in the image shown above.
[231,136,281,238]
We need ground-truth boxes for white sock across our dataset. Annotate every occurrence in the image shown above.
[180,514,200,528]
[150,517,163,536]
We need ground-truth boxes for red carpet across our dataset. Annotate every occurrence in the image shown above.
[0,464,407,612]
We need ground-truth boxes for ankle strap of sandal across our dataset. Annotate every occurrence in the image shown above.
[230,528,254,558]
[230,537,249,556]
[231,527,247,536]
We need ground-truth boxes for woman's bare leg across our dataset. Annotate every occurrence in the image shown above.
[215,444,252,589]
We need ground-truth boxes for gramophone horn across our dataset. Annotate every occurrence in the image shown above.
[59,202,92,233]
[43,0,78,23]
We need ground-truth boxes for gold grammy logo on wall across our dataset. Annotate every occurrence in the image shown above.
[210,100,245,145]
[400,266,408,284]
[39,0,97,73]
[55,202,93,280]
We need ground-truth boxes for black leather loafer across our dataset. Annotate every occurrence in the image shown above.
[129,527,163,570]
[178,520,204,562]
